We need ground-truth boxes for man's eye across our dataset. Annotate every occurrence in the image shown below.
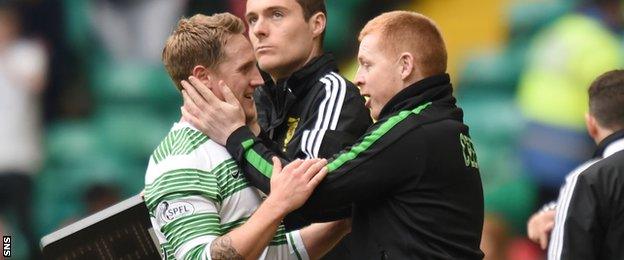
[272,11,284,19]
[247,17,258,25]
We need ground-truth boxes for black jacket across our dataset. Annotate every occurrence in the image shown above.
[230,54,372,228]
[232,53,371,259]
[228,74,485,259]
[548,130,624,260]
[253,53,372,161]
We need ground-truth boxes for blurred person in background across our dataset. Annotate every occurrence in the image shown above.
[517,0,623,209]
[519,0,623,254]
[83,183,121,214]
[527,69,624,256]
[0,2,47,259]
[547,70,624,260]
[59,183,122,227]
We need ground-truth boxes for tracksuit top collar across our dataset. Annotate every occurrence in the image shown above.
[258,53,338,128]
[378,73,455,120]
[594,129,624,158]
[260,53,338,99]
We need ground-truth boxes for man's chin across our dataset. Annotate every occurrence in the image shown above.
[370,109,380,121]
[257,58,284,75]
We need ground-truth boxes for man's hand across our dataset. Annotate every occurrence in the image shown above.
[181,76,246,145]
[527,209,556,249]
[265,157,328,216]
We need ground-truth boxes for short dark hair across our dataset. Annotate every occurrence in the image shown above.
[296,0,326,20]
[588,70,624,130]
[295,0,326,44]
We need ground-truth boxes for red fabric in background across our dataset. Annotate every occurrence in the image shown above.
[228,0,246,20]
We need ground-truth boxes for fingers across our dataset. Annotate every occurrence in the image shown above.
[539,232,549,249]
[303,159,327,181]
[527,217,536,241]
[181,80,209,109]
[182,90,202,117]
[220,81,241,106]
[188,76,219,103]
[545,221,555,231]
[527,210,555,249]
[296,159,321,173]
[181,106,203,129]
[308,166,328,189]
[271,156,283,177]
[282,159,304,173]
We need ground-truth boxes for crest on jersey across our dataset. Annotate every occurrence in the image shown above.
[230,168,241,179]
[283,117,300,152]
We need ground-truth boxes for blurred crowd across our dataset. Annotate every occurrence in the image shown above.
[0,0,622,259]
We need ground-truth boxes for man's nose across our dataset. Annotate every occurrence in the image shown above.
[251,17,268,40]
[354,67,365,87]
[250,69,264,88]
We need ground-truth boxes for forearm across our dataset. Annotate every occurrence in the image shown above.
[211,199,286,259]
[227,126,291,193]
[300,219,351,260]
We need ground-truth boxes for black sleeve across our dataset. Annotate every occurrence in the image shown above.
[226,126,280,194]
[292,124,425,215]
[555,174,601,260]
[294,100,437,214]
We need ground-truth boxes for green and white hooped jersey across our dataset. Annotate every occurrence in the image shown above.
[144,122,309,260]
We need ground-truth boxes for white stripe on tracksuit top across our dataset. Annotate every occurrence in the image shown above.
[300,72,346,159]
[144,122,309,260]
[547,159,600,260]
[548,138,624,259]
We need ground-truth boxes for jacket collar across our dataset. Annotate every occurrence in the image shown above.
[594,129,624,158]
[260,53,338,99]
[378,73,453,119]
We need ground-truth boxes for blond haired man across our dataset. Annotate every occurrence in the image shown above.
[144,13,349,260]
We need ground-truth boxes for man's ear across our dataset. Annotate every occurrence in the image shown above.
[585,112,599,140]
[192,65,213,83]
[398,52,415,81]
[309,12,326,39]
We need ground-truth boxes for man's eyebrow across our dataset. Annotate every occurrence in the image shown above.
[245,6,287,18]
[238,60,256,72]
[264,6,288,13]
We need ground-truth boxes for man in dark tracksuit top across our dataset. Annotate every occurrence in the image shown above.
[252,53,372,228]
[254,53,372,170]
[548,70,624,260]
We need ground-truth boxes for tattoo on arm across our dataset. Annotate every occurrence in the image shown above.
[210,235,244,260]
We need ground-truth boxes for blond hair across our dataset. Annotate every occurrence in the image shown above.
[162,13,245,90]
[359,11,447,77]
